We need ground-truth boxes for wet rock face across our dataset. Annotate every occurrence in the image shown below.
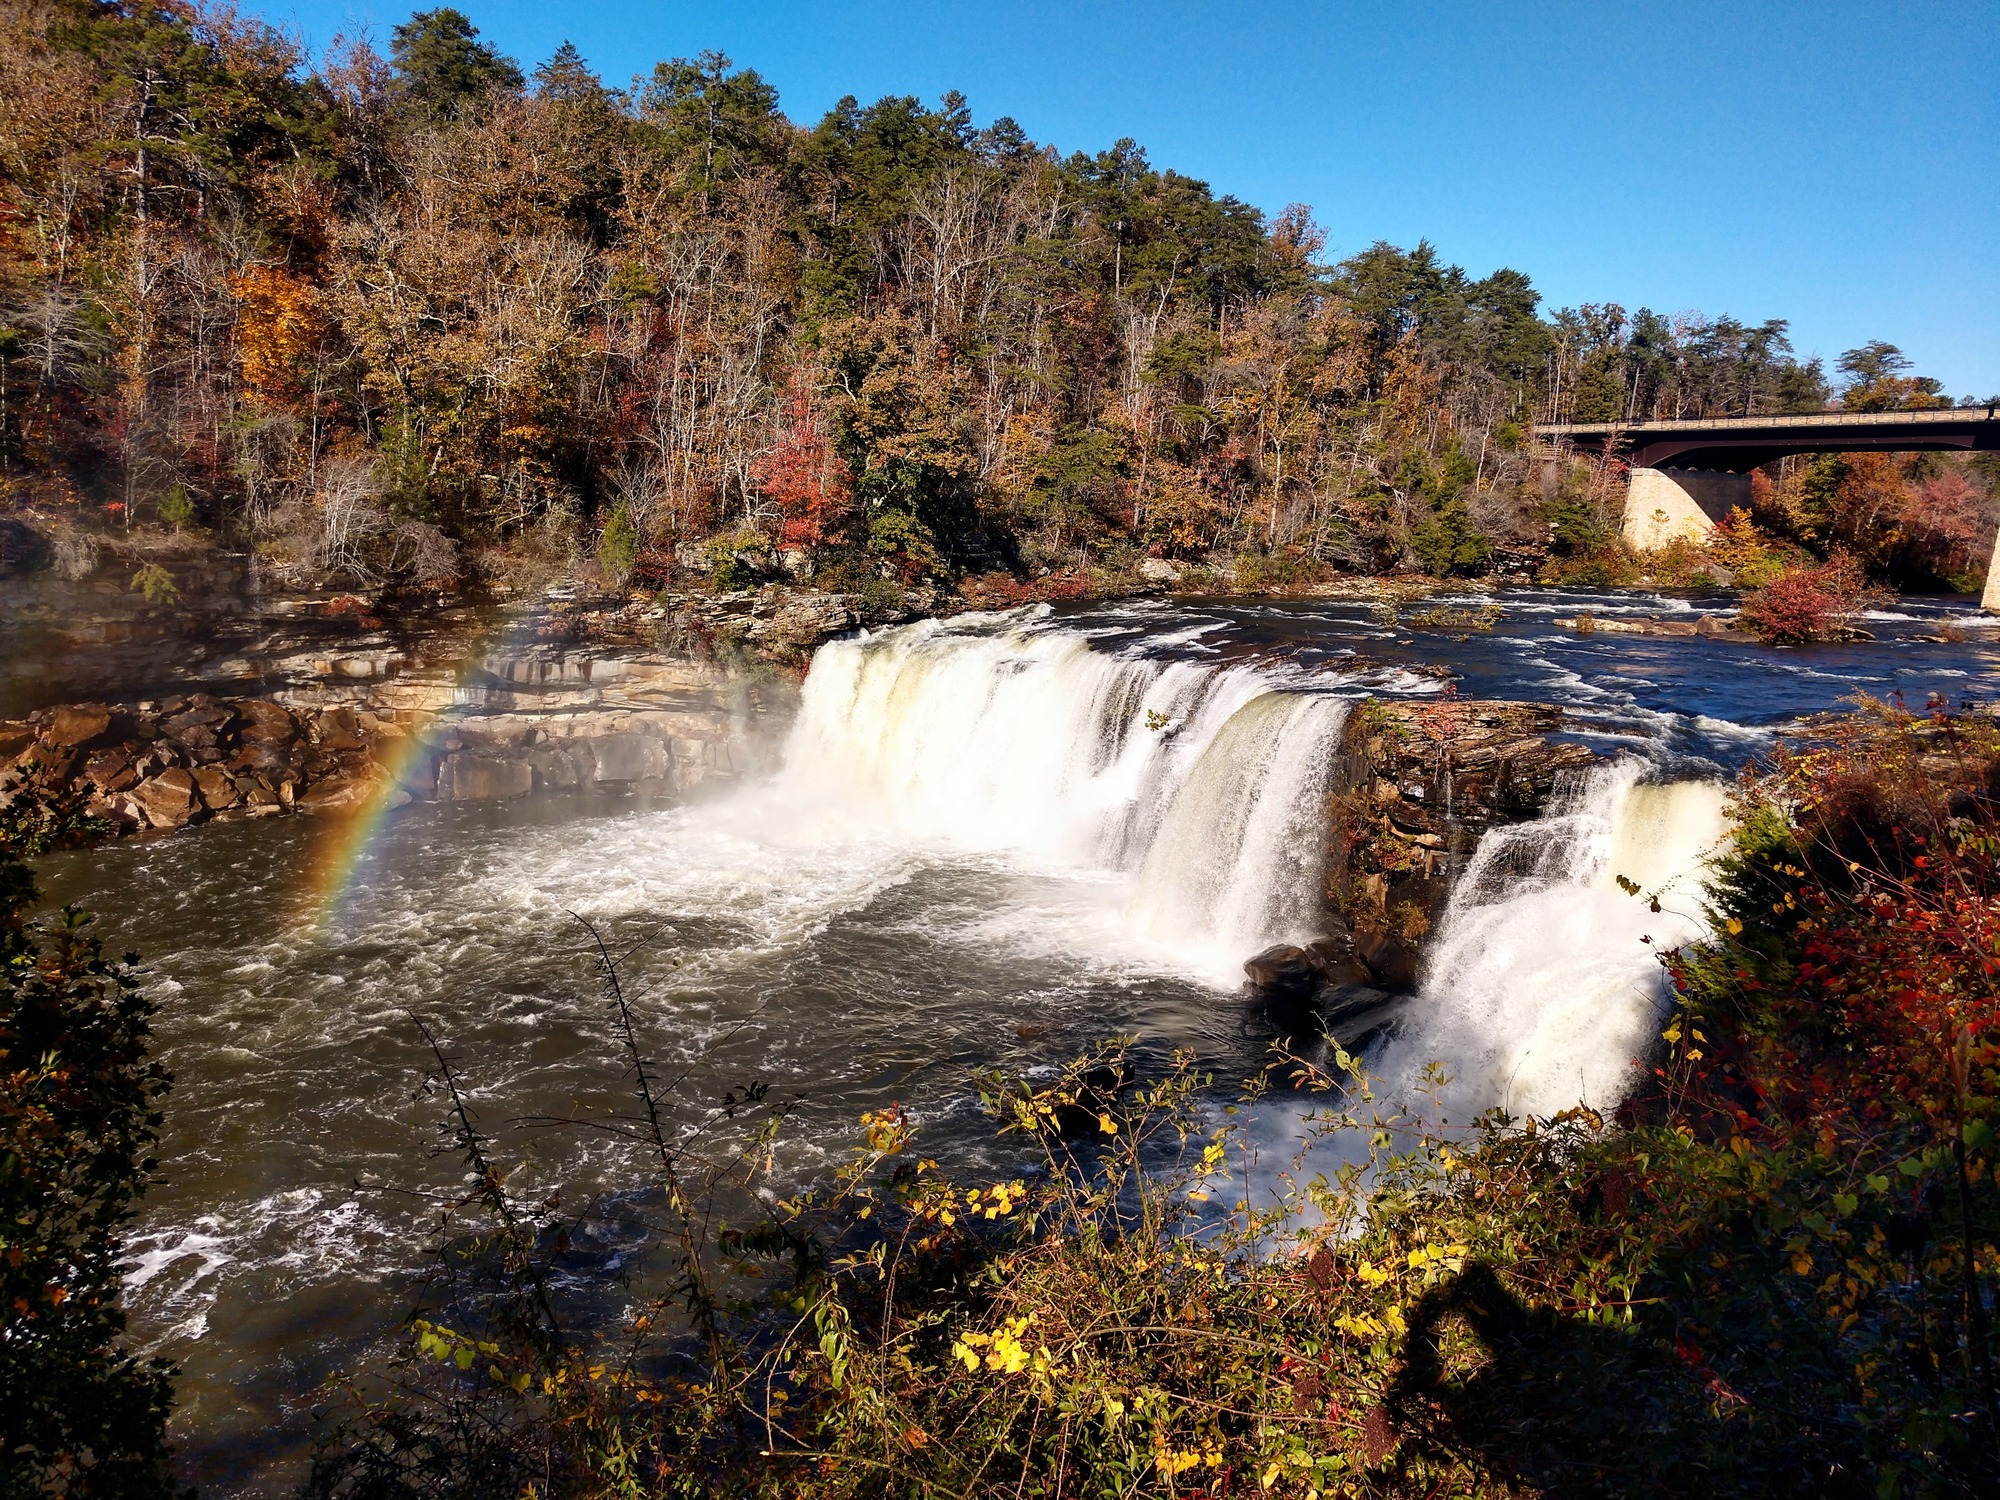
[1244,698,1606,1034]
[1327,700,1600,953]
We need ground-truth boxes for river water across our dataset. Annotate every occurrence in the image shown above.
[31,586,2000,1493]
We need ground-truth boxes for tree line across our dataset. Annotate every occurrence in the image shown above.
[2,1,1991,593]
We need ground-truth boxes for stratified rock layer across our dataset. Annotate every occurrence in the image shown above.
[0,644,794,836]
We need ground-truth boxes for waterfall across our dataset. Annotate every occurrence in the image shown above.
[781,610,1733,1121]
[779,612,1350,980]
[1374,763,1732,1121]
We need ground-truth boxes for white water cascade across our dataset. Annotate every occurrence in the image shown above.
[1375,763,1732,1121]
[774,609,1733,1121]
[778,612,1351,980]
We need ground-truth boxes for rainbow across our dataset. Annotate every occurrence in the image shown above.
[301,607,537,931]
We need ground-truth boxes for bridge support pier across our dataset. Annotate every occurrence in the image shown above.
[1622,468,1751,551]
[1982,530,2000,614]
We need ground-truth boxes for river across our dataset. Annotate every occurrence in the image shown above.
[31,585,2000,1494]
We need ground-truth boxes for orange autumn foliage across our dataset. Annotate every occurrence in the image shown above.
[231,266,325,407]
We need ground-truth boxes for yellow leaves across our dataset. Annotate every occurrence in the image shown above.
[1406,1242,1469,1273]
[231,265,326,406]
[1333,1304,1406,1342]
[965,1181,1023,1219]
[860,1105,909,1156]
[951,1314,1038,1376]
[1098,1113,1118,1135]
[1725,917,1745,935]
[1154,1444,1221,1477]
[1354,1258,1393,1287]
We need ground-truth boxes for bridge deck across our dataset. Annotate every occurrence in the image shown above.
[1535,408,2000,471]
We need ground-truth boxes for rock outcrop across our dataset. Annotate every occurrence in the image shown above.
[1554,612,1762,643]
[1244,698,1606,1028]
[1,643,793,837]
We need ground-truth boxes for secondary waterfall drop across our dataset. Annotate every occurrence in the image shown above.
[1376,764,1732,1120]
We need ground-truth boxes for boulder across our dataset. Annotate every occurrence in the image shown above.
[236,775,281,811]
[236,700,298,743]
[83,748,140,795]
[161,707,231,753]
[192,766,241,810]
[1318,986,1405,1048]
[588,731,670,784]
[435,754,533,801]
[129,768,201,828]
[1138,557,1183,585]
[1243,943,1319,1000]
[314,707,368,751]
[44,704,112,749]
[1355,929,1420,992]
[229,740,298,775]
[298,778,373,814]
[528,743,586,789]
[1303,932,1375,988]
[85,795,140,834]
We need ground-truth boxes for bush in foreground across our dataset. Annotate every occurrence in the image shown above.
[0,782,177,1496]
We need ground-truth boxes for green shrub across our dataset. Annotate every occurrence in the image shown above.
[1408,497,1491,576]
[0,786,177,1496]
[128,562,179,605]
[156,485,195,532]
[597,501,640,582]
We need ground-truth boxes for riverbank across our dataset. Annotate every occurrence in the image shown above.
[8,565,1996,844]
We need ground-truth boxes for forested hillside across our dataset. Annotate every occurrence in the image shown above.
[2,1,1992,595]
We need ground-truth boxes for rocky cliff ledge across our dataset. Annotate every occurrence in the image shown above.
[1246,698,1604,1034]
[0,645,792,836]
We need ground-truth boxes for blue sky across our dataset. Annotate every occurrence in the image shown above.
[254,0,1997,396]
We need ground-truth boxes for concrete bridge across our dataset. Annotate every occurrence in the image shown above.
[1534,407,2000,609]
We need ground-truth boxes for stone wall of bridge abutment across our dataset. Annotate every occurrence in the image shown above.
[1621,468,1752,551]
